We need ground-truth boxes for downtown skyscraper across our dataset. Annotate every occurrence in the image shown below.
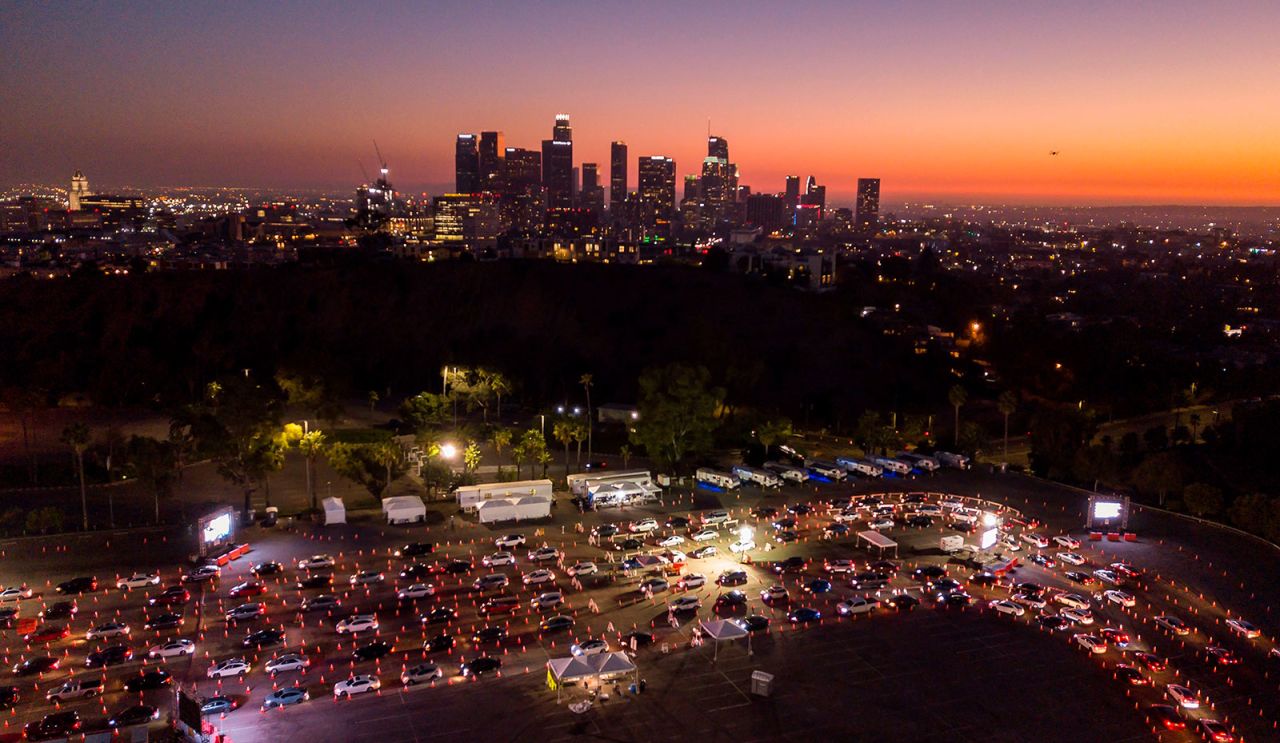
[541,114,574,209]
[455,134,480,193]
[610,141,628,212]
[638,155,676,215]
[856,178,881,231]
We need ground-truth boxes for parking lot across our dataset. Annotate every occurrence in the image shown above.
[0,468,1277,742]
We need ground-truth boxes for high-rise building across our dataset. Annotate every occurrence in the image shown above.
[801,175,826,218]
[707,135,729,161]
[609,141,628,211]
[783,175,801,212]
[478,131,505,191]
[541,114,574,209]
[68,170,90,211]
[502,147,542,193]
[433,193,502,242]
[683,175,701,203]
[856,178,881,231]
[745,194,785,232]
[455,135,480,193]
[580,163,604,212]
[637,156,676,214]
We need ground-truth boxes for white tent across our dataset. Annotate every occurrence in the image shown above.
[699,618,750,660]
[476,500,519,524]
[477,494,552,524]
[857,529,899,557]
[585,651,637,681]
[547,655,599,702]
[321,497,346,526]
[382,495,426,525]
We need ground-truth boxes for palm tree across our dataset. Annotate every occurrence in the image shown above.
[61,423,91,530]
[489,373,512,420]
[579,373,594,459]
[490,428,512,475]
[619,445,632,468]
[948,385,967,448]
[298,430,326,511]
[996,390,1017,461]
[756,418,793,460]
[553,420,575,476]
[571,419,589,469]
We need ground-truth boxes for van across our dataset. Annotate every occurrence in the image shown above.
[701,510,730,526]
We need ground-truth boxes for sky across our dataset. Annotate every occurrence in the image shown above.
[3,0,1279,205]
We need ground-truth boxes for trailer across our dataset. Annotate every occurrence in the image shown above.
[566,470,653,496]
[836,456,882,477]
[696,468,740,490]
[807,460,847,481]
[763,461,809,483]
[730,464,782,488]
[587,479,662,508]
[456,479,554,513]
[934,451,971,470]
[870,456,912,476]
[897,452,940,472]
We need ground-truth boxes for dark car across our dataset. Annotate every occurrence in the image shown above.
[788,608,821,623]
[906,515,933,528]
[850,572,891,590]
[870,560,900,574]
[472,626,507,644]
[56,576,98,595]
[1066,571,1098,586]
[616,538,643,551]
[123,670,172,692]
[584,460,608,471]
[40,601,77,621]
[144,612,183,631]
[14,656,59,675]
[805,579,833,594]
[109,704,158,728]
[771,517,797,530]
[752,506,779,519]
[24,711,80,741]
[714,590,748,613]
[460,657,502,677]
[665,516,690,529]
[932,578,962,592]
[717,570,748,586]
[903,494,926,504]
[787,503,813,516]
[243,628,286,648]
[824,522,850,537]
[948,522,975,534]
[938,591,971,607]
[296,574,334,590]
[739,615,770,633]
[1113,664,1149,686]
[399,563,433,580]
[200,696,237,715]
[352,640,392,661]
[0,606,18,627]
[592,524,619,538]
[774,530,799,544]
[621,631,655,647]
[0,686,19,709]
[968,571,997,586]
[772,556,807,574]
[911,566,946,582]
[1147,704,1185,731]
[445,559,473,574]
[396,542,434,558]
[1038,614,1070,631]
[1028,553,1056,568]
[86,644,133,668]
[251,561,284,577]
[425,633,455,652]
[886,594,919,610]
[148,586,190,606]
[422,607,458,624]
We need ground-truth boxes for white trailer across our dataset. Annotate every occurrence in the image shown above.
[871,456,912,476]
[695,468,740,490]
[567,470,653,496]
[807,460,847,481]
[731,464,782,488]
[763,461,809,483]
[587,479,662,507]
[836,456,882,477]
[940,535,965,553]
[476,494,552,524]
[934,451,971,469]
[897,452,940,472]
[456,479,554,513]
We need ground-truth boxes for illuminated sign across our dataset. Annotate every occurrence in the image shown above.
[980,527,999,550]
[202,513,231,545]
[1093,501,1123,520]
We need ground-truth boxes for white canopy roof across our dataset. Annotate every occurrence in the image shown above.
[547,656,595,682]
[382,495,426,514]
[699,618,749,642]
[586,652,636,677]
[857,530,898,550]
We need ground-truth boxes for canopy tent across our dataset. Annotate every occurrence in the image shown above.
[546,652,637,702]
[321,497,346,526]
[857,529,899,557]
[699,618,751,660]
[587,652,638,682]
[382,495,426,525]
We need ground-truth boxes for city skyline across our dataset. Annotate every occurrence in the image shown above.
[4,1,1280,205]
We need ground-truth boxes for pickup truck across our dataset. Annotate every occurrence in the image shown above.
[46,678,103,702]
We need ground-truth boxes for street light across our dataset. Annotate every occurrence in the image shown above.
[439,443,458,460]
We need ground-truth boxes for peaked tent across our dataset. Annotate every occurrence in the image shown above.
[586,651,637,681]
[699,618,751,660]
[382,495,426,524]
[546,656,598,702]
[321,497,346,525]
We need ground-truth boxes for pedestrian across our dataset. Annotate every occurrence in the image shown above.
[639,679,647,693]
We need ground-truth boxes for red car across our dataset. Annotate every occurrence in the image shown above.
[1198,719,1235,742]
[24,625,70,644]
[1205,646,1240,666]
[1148,704,1185,731]
[148,586,190,606]
[1133,652,1167,671]
[229,581,267,599]
[1098,627,1129,647]
[479,597,519,615]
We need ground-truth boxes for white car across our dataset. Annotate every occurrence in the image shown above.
[989,600,1025,617]
[530,591,563,610]
[296,555,335,570]
[1092,569,1120,585]
[691,530,719,542]
[528,547,559,562]
[566,562,597,577]
[523,569,555,586]
[482,552,515,567]
[570,639,609,656]
[658,535,686,547]
[1155,615,1191,636]
[1021,534,1050,549]
[148,639,196,658]
[678,573,706,590]
[348,570,384,586]
[335,614,379,634]
[401,663,442,686]
[473,574,510,591]
[396,584,435,600]
[761,585,789,603]
[1000,536,1022,552]
[207,658,251,678]
[690,546,719,558]
[1012,593,1047,610]
[629,519,659,533]
[1053,535,1081,549]
[1104,590,1136,608]
[837,597,881,616]
[0,586,32,602]
[729,540,756,554]
[334,674,380,698]
[494,534,526,549]
[1056,552,1086,566]
[825,559,856,574]
[669,596,701,612]
[868,519,895,530]
[1226,619,1261,639]
[86,622,131,640]
[1165,683,1199,709]
[265,653,310,674]
[225,603,265,622]
[1073,634,1106,654]
[117,573,161,590]
[1061,607,1094,625]
[1055,593,1090,610]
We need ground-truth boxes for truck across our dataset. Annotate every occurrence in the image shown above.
[806,460,847,481]
[763,461,809,483]
[46,678,103,702]
[695,468,740,490]
[897,452,940,472]
[939,535,965,554]
[836,457,882,477]
[870,456,912,476]
[933,451,971,470]
[730,464,782,488]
